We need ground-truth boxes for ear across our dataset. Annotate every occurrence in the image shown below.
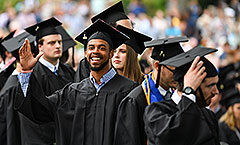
[84,50,87,57]
[109,49,114,59]
[38,44,43,52]
[154,61,159,70]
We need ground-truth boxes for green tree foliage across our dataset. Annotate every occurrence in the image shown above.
[0,0,23,12]
[122,0,166,17]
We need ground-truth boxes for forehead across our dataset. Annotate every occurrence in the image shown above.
[42,34,62,41]
[87,39,109,46]
[203,76,219,84]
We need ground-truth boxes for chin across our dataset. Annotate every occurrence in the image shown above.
[113,65,123,70]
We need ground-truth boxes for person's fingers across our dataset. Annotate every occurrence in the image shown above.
[199,72,207,81]
[19,41,26,56]
[26,39,30,53]
[35,51,44,61]
[189,56,200,71]
[194,61,204,72]
[197,66,205,76]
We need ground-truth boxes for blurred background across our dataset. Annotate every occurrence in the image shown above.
[0,0,240,69]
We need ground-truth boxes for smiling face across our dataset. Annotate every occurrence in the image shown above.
[85,39,113,72]
[112,44,127,74]
[196,76,219,106]
[38,34,62,65]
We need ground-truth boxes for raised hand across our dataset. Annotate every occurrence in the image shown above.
[183,56,207,91]
[19,39,43,71]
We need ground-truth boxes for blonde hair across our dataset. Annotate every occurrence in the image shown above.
[123,45,144,83]
[219,106,236,131]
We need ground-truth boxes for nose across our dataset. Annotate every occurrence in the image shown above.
[113,50,120,58]
[213,85,219,95]
[56,41,61,49]
[92,47,100,54]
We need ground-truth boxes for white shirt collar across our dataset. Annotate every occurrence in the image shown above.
[171,89,181,104]
[39,56,59,72]
[158,85,173,96]
[12,69,20,76]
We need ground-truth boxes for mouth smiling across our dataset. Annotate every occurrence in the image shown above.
[90,55,103,64]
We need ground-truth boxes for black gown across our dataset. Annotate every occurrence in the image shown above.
[15,73,137,145]
[0,75,21,145]
[0,61,15,91]
[74,57,90,82]
[18,62,75,145]
[219,121,240,145]
[114,85,148,145]
[144,96,220,145]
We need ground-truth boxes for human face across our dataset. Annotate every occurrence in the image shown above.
[112,44,127,73]
[159,65,177,89]
[197,76,219,106]
[233,103,240,121]
[85,39,112,72]
[39,34,62,64]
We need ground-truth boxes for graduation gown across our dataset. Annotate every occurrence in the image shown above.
[18,62,75,145]
[144,96,220,145]
[114,85,148,145]
[219,122,240,145]
[15,73,137,145]
[74,57,90,82]
[0,75,21,145]
[0,62,15,91]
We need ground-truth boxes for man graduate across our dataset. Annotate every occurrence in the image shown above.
[14,17,75,145]
[15,19,137,145]
[144,46,220,145]
[75,1,133,82]
[114,36,188,145]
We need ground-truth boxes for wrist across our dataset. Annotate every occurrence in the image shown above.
[21,69,33,73]
[182,87,195,95]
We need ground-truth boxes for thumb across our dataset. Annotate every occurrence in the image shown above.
[35,51,44,61]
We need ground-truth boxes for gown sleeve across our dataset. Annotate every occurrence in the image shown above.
[114,86,147,145]
[14,72,70,124]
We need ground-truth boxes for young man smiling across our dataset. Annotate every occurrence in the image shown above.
[15,19,137,145]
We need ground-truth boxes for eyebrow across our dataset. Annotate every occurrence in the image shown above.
[46,39,62,43]
[88,44,107,47]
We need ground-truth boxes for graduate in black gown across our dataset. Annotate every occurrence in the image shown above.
[12,17,75,145]
[15,19,137,145]
[74,1,133,83]
[144,46,220,145]
[0,31,37,145]
[114,36,188,145]
[218,85,240,145]
[0,31,16,91]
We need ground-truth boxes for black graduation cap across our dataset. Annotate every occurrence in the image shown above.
[145,36,188,61]
[1,31,37,60]
[221,87,240,108]
[91,1,129,24]
[116,25,152,54]
[160,46,218,81]
[144,36,188,88]
[55,25,76,52]
[25,17,62,42]
[75,19,129,50]
[0,30,16,60]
